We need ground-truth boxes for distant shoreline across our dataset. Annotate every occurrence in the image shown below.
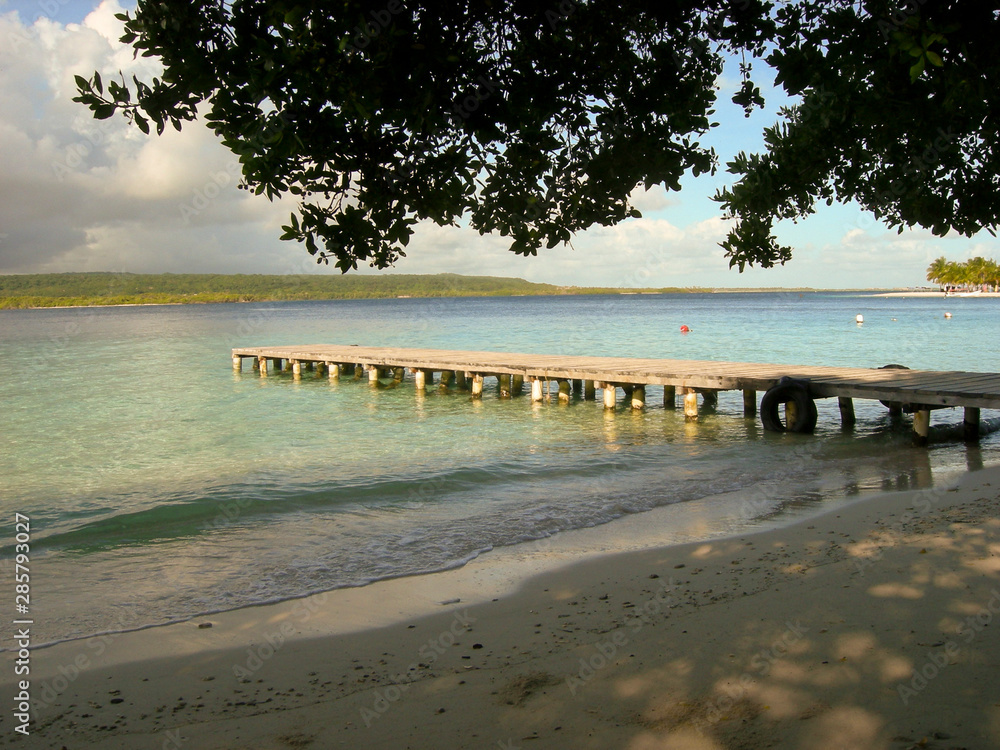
[873,290,1000,297]
[3,290,940,310]
[0,271,961,309]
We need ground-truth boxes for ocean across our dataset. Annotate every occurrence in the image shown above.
[2,291,998,647]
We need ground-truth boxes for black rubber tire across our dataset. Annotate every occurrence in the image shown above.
[878,364,910,410]
[760,378,818,433]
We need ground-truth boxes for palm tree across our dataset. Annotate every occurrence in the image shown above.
[926,256,950,286]
[966,256,992,290]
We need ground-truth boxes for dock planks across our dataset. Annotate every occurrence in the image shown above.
[232,345,1000,411]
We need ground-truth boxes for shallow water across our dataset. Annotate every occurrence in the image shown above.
[1,292,997,645]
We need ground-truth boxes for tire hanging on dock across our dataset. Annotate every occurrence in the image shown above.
[760,378,818,433]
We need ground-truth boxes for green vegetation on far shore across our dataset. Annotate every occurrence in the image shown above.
[0,272,733,309]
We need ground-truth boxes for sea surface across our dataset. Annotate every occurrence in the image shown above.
[2,292,998,646]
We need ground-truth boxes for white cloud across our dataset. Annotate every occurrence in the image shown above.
[0,4,288,274]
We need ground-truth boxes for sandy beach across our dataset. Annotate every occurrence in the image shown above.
[873,291,1000,298]
[12,464,1000,750]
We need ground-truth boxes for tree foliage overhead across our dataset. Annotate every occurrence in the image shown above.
[717,0,1000,271]
[74,1,1000,273]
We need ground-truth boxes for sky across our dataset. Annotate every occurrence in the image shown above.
[1,0,997,288]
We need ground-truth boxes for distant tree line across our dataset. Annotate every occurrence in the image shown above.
[925,257,1000,291]
[0,273,700,308]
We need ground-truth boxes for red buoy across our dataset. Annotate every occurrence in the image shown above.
[679,325,690,333]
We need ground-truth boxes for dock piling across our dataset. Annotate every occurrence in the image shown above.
[913,409,931,447]
[530,378,543,402]
[603,384,616,411]
[742,389,756,417]
[838,397,856,428]
[664,385,676,409]
[683,389,698,420]
[631,385,646,409]
[557,379,571,403]
[964,407,980,443]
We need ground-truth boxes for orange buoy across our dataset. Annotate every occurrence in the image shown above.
[679,325,690,333]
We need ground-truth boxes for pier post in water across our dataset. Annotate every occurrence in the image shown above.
[291,360,302,378]
[455,371,468,390]
[785,400,799,427]
[603,383,616,411]
[683,388,698,420]
[498,373,512,398]
[530,378,544,403]
[557,379,571,404]
[471,374,484,399]
[414,370,427,390]
[367,365,379,384]
[663,385,676,409]
[631,385,645,409]
[584,380,596,400]
[742,389,756,417]
[913,408,931,447]
[439,371,454,390]
[258,356,268,377]
[232,355,242,371]
[964,407,980,443]
[511,374,524,395]
[839,397,856,428]
[327,362,339,380]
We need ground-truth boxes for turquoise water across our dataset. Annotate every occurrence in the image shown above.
[1,292,998,645]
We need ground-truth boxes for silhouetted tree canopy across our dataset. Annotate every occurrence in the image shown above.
[75,1,1000,272]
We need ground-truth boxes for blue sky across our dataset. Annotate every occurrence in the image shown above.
[1,0,996,288]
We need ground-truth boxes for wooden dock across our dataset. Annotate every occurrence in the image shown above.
[232,345,1000,445]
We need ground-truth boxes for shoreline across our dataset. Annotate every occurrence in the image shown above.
[20,448,971,654]
[873,290,1000,297]
[5,288,987,310]
[15,463,1000,749]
